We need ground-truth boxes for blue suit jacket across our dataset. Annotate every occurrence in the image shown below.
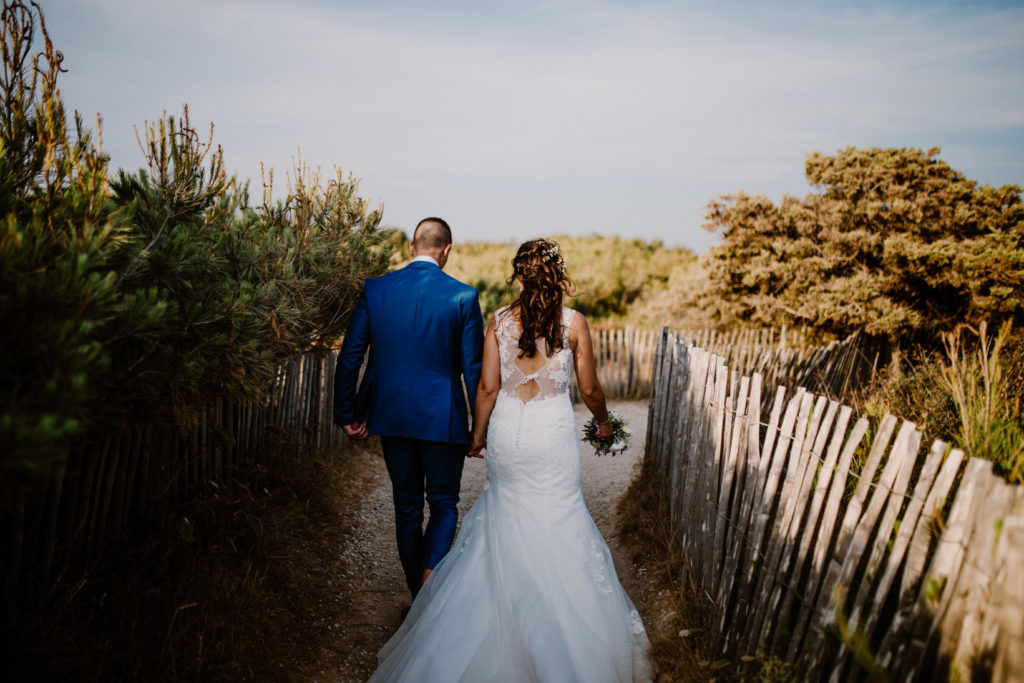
[333,261,485,444]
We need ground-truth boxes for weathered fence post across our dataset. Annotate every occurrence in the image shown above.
[640,328,1021,680]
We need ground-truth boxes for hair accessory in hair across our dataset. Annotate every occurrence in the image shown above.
[540,243,566,273]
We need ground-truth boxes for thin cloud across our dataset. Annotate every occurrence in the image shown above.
[47,0,1024,251]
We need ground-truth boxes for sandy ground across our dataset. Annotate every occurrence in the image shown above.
[292,400,651,683]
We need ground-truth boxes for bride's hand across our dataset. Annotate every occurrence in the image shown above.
[597,420,614,440]
[466,438,486,458]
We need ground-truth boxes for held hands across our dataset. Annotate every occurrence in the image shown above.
[466,437,486,458]
[343,421,369,440]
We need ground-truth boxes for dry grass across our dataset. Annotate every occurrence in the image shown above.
[854,323,1024,485]
[939,322,1024,483]
[5,442,365,681]
[616,460,714,682]
[617,460,796,682]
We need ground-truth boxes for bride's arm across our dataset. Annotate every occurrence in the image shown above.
[467,316,500,457]
[570,313,613,439]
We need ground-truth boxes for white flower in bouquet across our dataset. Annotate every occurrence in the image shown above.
[582,411,631,456]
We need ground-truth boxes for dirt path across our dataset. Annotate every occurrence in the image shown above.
[287,400,650,682]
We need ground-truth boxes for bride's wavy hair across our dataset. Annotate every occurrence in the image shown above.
[506,239,575,358]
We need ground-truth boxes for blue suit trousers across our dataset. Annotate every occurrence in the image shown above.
[380,436,465,597]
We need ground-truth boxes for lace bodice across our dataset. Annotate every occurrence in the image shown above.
[495,305,576,403]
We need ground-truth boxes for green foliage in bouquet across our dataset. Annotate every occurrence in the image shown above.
[693,146,1024,341]
[0,1,391,484]
[582,411,630,456]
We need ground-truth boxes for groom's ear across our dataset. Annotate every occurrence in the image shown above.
[437,242,453,269]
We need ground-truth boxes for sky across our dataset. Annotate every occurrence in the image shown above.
[44,0,1024,253]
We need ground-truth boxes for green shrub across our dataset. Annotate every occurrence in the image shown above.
[0,1,390,487]
[694,147,1024,341]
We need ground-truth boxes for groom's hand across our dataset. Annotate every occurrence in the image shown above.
[466,439,486,458]
[343,421,369,440]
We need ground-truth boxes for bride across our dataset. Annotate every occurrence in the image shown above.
[368,239,651,682]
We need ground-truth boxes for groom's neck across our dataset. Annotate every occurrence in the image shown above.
[412,254,440,267]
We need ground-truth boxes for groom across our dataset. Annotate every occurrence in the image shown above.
[333,217,484,602]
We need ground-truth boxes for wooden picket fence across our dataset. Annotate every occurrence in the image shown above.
[672,327,879,407]
[8,323,855,605]
[581,327,660,400]
[7,324,682,604]
[645,328,1024,681]
[580,325,877,404]
[4,352,344,604]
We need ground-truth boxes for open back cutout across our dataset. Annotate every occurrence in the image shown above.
[495,307,575,407]
[515,378,541,403]
[512,340,550,404]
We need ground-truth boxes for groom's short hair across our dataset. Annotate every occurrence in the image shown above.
[413,217,452,250]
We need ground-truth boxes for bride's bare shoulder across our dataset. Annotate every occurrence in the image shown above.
[491,305,519,337]
[565,307,588,347]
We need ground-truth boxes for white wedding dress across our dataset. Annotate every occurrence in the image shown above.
[368,306,651,683]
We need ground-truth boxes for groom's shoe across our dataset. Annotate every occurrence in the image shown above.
[399,568,432,621]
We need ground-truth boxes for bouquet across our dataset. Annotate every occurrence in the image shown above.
[582,411,631,456]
